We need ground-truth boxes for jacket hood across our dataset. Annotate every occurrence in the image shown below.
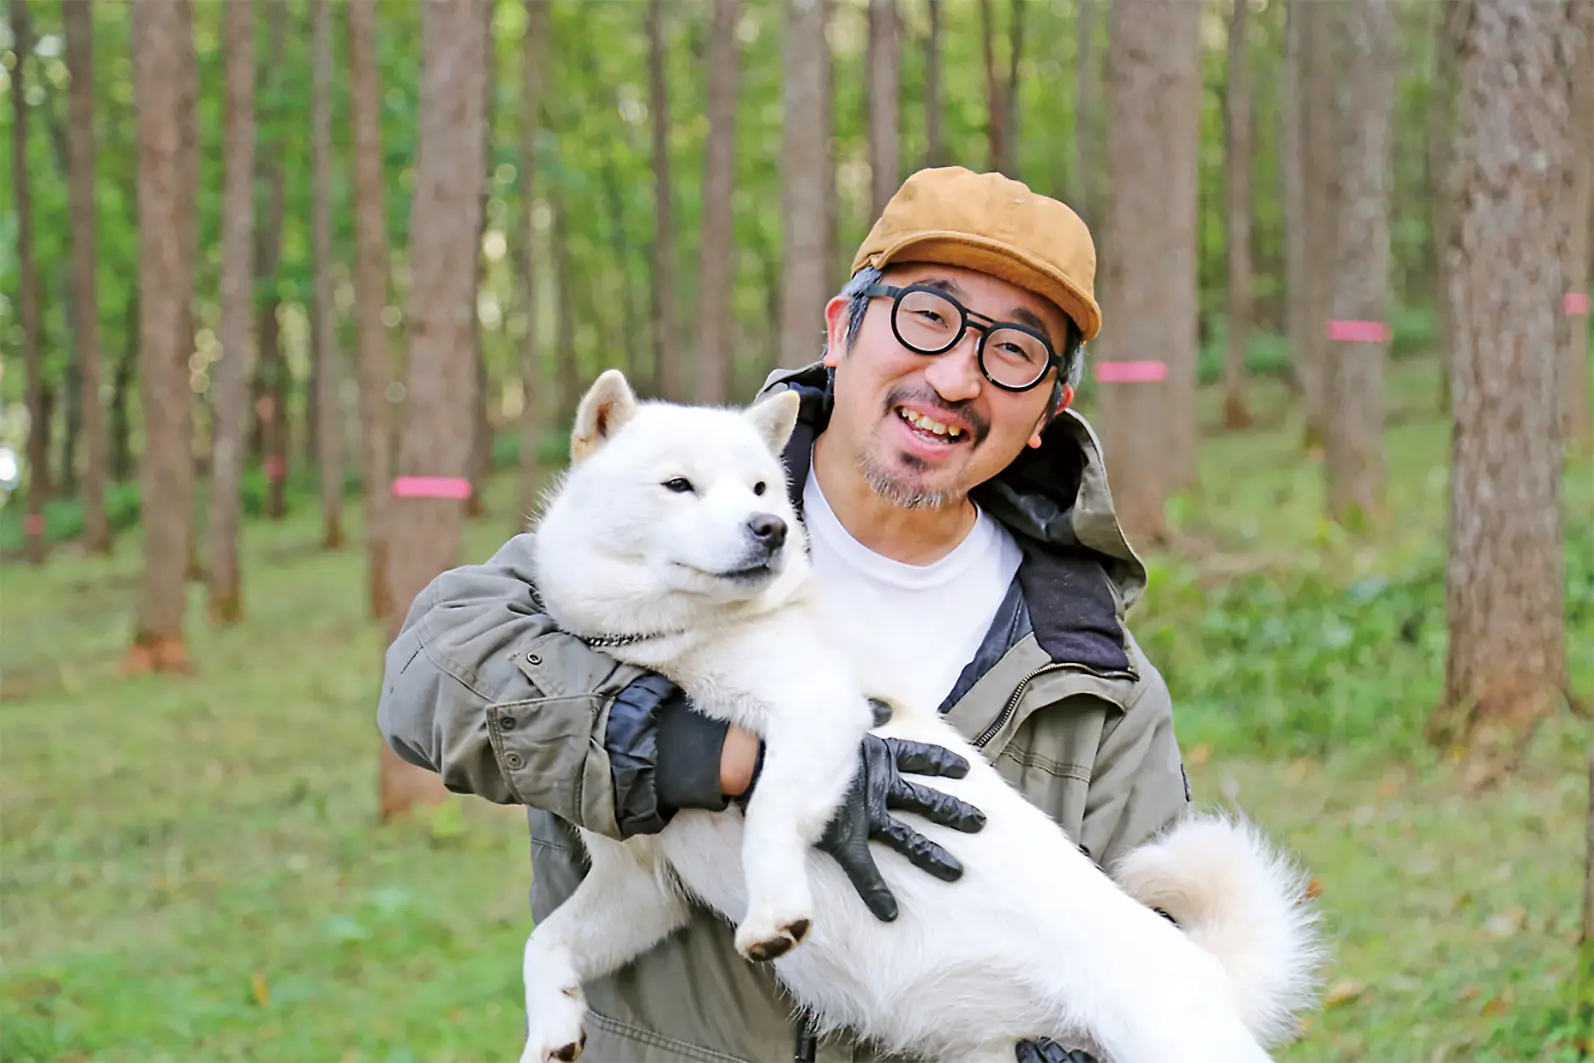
[758,362,1149,613]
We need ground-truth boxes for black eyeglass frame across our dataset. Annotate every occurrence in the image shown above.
[860,282,1064,393]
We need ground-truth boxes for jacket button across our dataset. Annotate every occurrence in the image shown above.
[526,652,541,665]
[500,715,517,730]
[505,752,523,769]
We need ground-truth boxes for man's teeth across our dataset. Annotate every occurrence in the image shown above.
[898,408,963,439]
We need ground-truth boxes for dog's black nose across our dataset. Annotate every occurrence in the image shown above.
[746,514,787,550]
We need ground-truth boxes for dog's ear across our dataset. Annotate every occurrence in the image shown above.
[571,369,638,464]
[743,389,801,457]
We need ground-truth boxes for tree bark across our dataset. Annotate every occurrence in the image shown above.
[924,0,943,169]
[647,0,683,401]
[1003,0,1024,180]
[381,0,491,819]
[1222,0,1254,430]
[311,0,343,549]
[125,0,198,674]
[515,0,549,525]
[695,0,739,405]
[978,0,1005,173]
[1430,1,1466,415]
[112,289,137,484]
[1072,0,1098,223]
[64,0,108,552]
[779,0,831,370]
[206,0,256,624]
[1298,0,1337,449]
[1323,0,1395,528]
[348,0,396,617]
[11,0,47,564]
[251,0,289,511]
[867,0,900,219]
[1278,0,1306,401]
[1440,0,1573,753]
[1559,2,1593,452]
[1097,0,1203,544]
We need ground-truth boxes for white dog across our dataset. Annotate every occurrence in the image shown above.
[519,370,1324,1063]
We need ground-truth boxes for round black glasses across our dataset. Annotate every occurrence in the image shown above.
[861,283,1061,392]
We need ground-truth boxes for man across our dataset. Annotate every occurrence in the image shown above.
[378,167,1190,1063]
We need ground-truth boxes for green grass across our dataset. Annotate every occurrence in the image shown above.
[2,356,1591,1062]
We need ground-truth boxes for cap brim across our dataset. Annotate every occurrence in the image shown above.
[871,232,1102,343]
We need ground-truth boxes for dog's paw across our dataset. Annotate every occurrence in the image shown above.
[735,908,812,963]
[521,984,589,1063]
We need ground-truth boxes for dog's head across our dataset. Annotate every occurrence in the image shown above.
[533,369,807,634]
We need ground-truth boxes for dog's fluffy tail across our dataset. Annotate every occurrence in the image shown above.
[1110,812,1326,1048]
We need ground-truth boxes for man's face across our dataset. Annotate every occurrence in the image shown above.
[821,263,1076,510]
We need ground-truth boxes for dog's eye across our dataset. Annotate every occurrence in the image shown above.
[662,477,695,494]
[753,481,767,496]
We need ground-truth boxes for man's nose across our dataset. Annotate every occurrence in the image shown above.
[921,330,983,401]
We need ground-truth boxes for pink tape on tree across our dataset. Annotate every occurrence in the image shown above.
[391,476,474,500]
[1093,360,1168,383]
[1566,291,1591,316]
[24,513,44,536]
[1325,320,1391,343]
[264,456,286,481]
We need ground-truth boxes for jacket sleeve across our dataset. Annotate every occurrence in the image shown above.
[1078,632,1192,872]
[376,532,689,840]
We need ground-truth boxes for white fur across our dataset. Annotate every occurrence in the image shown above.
[518,370,1325,1063]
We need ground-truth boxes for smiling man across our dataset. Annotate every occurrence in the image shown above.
[378,167,1193,1063]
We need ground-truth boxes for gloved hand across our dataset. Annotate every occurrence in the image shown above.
[649,687,988,922]
[813,733,988,922]
[1015,1039,1099,1063]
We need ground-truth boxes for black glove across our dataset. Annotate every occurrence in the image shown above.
[813,733,988,922]
[1016,1039,1099,1063]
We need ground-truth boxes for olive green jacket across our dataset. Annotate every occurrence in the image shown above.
[377,363,1192,1062]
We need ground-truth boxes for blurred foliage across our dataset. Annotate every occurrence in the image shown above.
[0,0,1477,498]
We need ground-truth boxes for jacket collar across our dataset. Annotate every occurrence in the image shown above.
[757,362,1148,676]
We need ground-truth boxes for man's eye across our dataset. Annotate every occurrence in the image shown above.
[662,477,695,494]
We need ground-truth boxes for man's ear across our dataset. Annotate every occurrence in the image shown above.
[571,369,638,464]
[1028,384,1075,449]
[744,389,802,456]
[821,295,850,369]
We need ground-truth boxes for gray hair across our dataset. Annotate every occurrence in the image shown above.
[829,265,1086,393]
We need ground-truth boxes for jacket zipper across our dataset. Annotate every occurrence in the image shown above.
[972,661,1138,749]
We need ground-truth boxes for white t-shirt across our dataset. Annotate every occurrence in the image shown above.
[801,461,1025,714]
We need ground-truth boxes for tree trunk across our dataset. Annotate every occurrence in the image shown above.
[1222,0,1254,430]
[1559,1,1593,452]
[516,0,549,525]
[466,3,496,516]
[1097,0,1203,544]
[647,0,683,400]
[348,0,397,617]
[11,0,46,565]
[1323,0,1395,529]
[1072,0,1098,223]
[978,0,1005,173]
[552,183,580,417]
[207,0,256,624]
[1003,0,1024,180]
[256,0,290,517]
[312,0,343,549]
[381,0,491,821]
[867,0,900,219]
[696,0,739,405]
[1440,0,1573,756]
[125,0,198,675]
[924,0,943,169]
[1298,0,1337,449]
[779,0,831,371]
[1278,0,1306,401]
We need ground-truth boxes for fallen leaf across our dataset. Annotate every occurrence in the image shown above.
[251,971,270,1008]
[1482,906,1526,938]
[1324,978,1365,1008]
[1460,985,1481,1000]
[1187,743,1212,768]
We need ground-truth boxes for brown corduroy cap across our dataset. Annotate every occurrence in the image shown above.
[850,166,1101,343]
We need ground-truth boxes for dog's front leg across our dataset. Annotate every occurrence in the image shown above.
[732,699,867,963]
[520,834,688,1063]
